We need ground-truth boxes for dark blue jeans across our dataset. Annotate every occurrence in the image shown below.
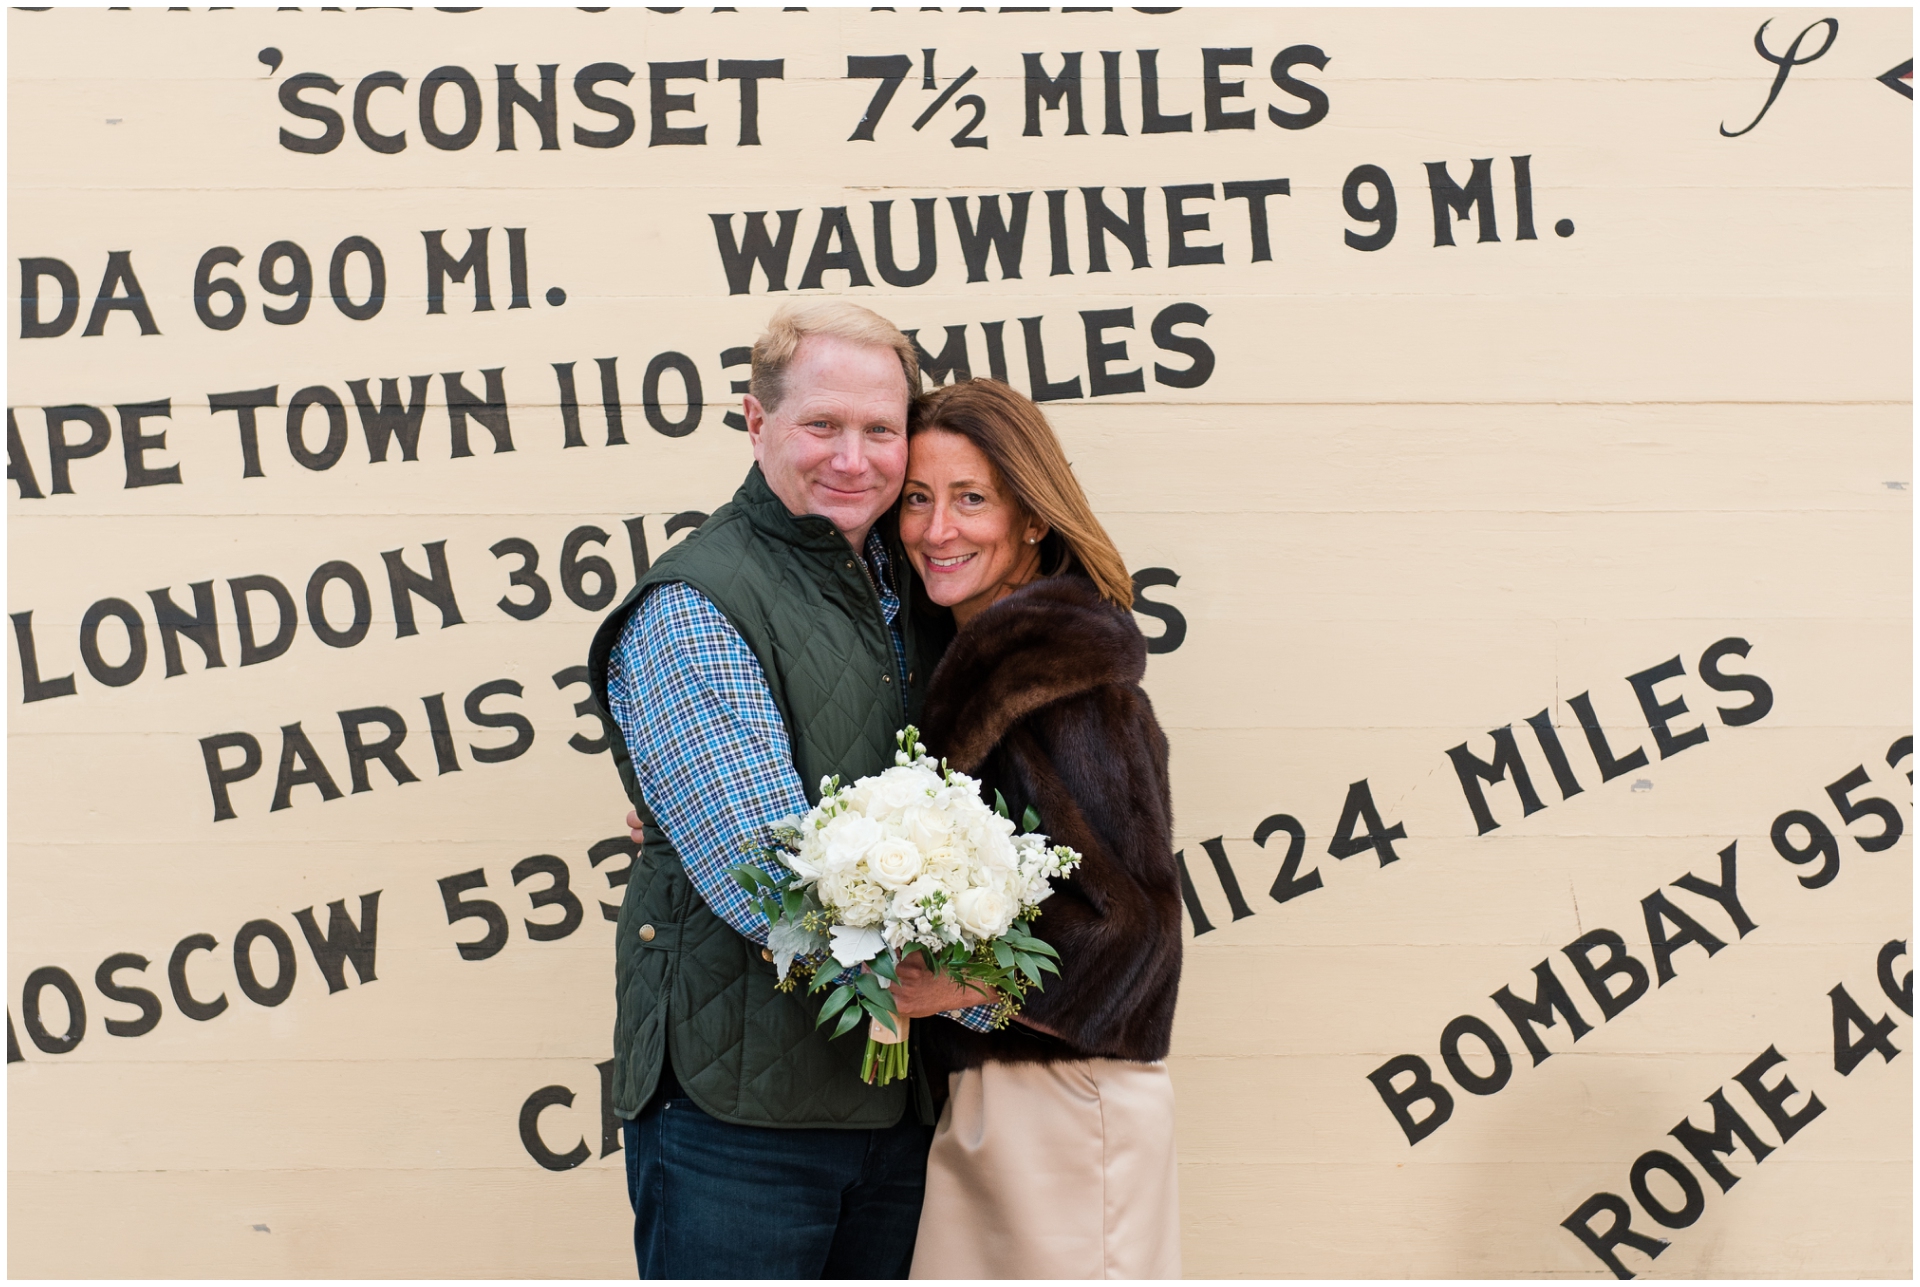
[622,1087,933,1280]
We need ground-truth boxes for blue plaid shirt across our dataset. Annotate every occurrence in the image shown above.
[605,528,995,1033]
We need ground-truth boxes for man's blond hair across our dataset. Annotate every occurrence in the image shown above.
[749,301,920,412]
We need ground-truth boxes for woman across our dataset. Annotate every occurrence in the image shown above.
[887,378,1184,1280]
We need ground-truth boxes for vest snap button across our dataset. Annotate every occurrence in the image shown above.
[761,947,773,962]
[639,924,656,942]
[883,674,891,683]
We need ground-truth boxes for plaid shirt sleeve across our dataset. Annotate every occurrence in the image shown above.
[605,576,998,1033]
[604,581,804,946]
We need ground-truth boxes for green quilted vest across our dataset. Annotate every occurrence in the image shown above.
[586,464,947,1129]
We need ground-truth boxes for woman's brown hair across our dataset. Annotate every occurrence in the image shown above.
[908,378,1133,608]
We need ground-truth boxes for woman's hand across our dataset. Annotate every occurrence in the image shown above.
[884,952,998,1019]
[627,809,644,845]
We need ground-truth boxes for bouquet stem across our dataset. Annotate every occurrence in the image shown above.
[861,1014,911,1085]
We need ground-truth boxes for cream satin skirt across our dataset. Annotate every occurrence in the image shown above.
[910,1058,1181,1280]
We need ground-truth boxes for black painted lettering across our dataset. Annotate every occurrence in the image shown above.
[423,228,493,314]
[11,610,76,702]
[1268,45,1330,129]
[1731,1045,1824,1143]
[230,575,297,666]
[496,63,559,150]
[873,199,938,288]
[798,207,873,290]
[207,387,278,479]
[1425,158,1498,246]
[1446,725,1545,835]
[1221,178,1289,262]
[338,706,419,793]
[19,256,80,338]
[1568,690,1650,782]
[1439,1013,1512,1095]
[1669,1087,1774,1192]
[573,63,637,147]
[709,210,801,294]
[1491,959,1592,1066]
[349,376,430,463]
[717,58,782,146]
[649,59,707,146]
[147,581,224,677]
[44,404,110,494]
[167,933,228,1022]
[200,732,263,821]
[443,368,513,456]
[1149,302,1213,388]
[1080,307,1143,396]
[1135,49,1189,132]
[1641,891,1725,985]
[1367,1053,1455,1144]
[293,892,381,992]
[1698,636,1774,726]
[271,721,345,811]
[1023,51,1085,135]
[1019,315,1082,402]
[1829,983,1901,1075]
[233,919,298,1007]
[1628,1151,1704,1229]
[95,953,162,1037]
[79,597,147,687]
[1562,929,1652,1021]
[950,193,1032,282]
[1201,47,1253,130]
[1561,1192,1668,1280]
[908,325,971,388]
[1671,842,1757,939]
[1627,656,1709,759]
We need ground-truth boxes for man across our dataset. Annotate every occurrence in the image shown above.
[587,301,992,1279]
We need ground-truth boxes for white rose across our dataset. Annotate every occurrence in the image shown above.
[866,837,924,890]
[901,804,952,852]
[953,886,1015,940]
[820,814,881,873]
[869,769,925,817]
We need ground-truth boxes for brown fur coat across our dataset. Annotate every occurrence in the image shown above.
[916,573,1182,1069]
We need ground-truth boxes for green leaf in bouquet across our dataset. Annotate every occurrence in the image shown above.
[816,984,856,1024]
[1015,955,1043,986]
[993,789,1010,819]
[1022,805,1041,833]
[868,953,899,982]
[781,889,808,921]
[991,939,1015,969]
[831,1003,866,1040]
[868,1004,899,1036]
[854,971,892,1005]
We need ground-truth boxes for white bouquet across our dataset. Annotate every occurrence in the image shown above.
[731,727,1081,1085]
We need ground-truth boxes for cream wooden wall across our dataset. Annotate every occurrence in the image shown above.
[7,6,1910,1278]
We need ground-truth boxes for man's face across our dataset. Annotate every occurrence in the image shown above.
[744,335,911,549]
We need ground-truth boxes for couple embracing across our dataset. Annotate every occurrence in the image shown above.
[586,302,1183,1280]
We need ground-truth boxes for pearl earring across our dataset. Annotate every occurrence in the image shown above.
[1026,537,1037,544]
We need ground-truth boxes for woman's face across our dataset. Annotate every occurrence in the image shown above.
[899,429,1045,625]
